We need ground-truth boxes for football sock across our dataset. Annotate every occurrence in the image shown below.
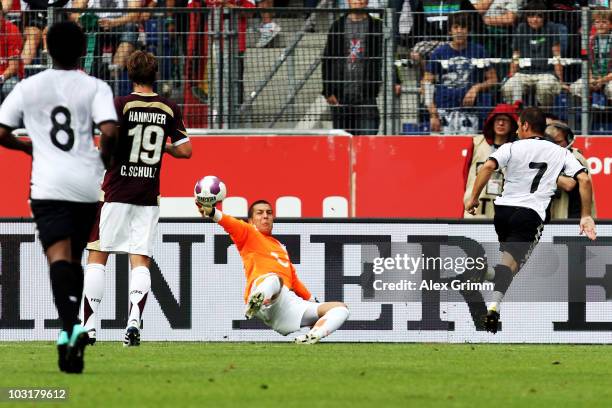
[127,266,151,329]
[80,263,105,331]
[484,267,495,281]
[489,265,514,311]
[50,261,80,335]
[254,274,281,301]
[309,306,349,339]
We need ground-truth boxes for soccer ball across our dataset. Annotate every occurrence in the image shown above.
[194,175,227,206]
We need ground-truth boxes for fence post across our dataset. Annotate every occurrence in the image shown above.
[581,7,590,136]
[209,7,222,129]
[384,9,395,135]
[222,9,231,129]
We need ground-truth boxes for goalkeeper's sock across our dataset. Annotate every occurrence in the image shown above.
[253,274,281,302]
[50,261,80,335]
[308,306,349,339]
[80,263,105,331]
[127,266,151,329]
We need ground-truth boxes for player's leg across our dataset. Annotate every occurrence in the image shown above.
[295,301,349,344]
[79,202,107,344]
[123,204,159,346]
[486,206,543,333]
[124,254,151,347]
[63,202,101,373]
[30,199,87,372]
[245,273,283,319]
[80,250,110,344]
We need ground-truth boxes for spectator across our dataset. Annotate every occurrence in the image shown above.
[20,0,70,66]
[322,0,382,135]
[72,0,143,74]
[256,0,281,48]
[202,0,255,105]
[463,102,519,218]
[569,7,612,106]
[0,3,22,100]
[407,2,481,68]
[470,0,519,76]
[501,1,563,108]
[422,12,497,134]
[546,120,598,219]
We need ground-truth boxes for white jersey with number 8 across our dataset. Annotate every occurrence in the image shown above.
[489,137,586,221]
[0,69,117,202]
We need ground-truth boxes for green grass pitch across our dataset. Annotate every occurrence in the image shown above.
[1,342,611,407]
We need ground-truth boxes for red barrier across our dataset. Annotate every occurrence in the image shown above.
[352,136,473,217]
[574,138,612,218]
[1,135,611,218]
[160,136,352,217]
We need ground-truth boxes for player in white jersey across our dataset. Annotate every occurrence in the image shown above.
[465,107,596,333]
[0,22,118,373]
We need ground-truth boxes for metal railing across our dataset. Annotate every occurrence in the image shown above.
[3,7,611,135]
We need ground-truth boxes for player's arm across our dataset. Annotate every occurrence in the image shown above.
[464,159,496,215]
[164,140,192,159]
[291,265,312,301]
[166,105,192,158]
[92,82,119,169]
[98,122,118,170]
[196,204,250,247]
[576,171,596,240]
[0,128,31,155]
[557,175,576,192]
[0,82,30,155]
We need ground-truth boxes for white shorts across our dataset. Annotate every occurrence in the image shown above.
[99,202,159,256]
[254,286,318,336]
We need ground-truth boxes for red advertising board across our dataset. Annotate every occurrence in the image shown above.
[160,136,352,217]
[352,136,473,217]
[0,134,611,218]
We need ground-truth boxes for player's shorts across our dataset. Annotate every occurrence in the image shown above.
[99,202,159,257]
[30,199,98,253]
[254,286,317,336]
[493,205,544,268]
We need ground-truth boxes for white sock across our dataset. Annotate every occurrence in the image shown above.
[488,291,505,312]
[127,266,151,329]
[309,306,349,339]
[79,263,105,331]
[253,275,281,301]
[484,267,495,281]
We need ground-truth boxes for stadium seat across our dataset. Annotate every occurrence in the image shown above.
[159,197,201,217]
[276,196,301,217]
[222,197,249,217]
[322,196,348,217]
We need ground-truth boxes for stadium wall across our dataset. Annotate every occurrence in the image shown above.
[1,219,612,343]
[1,135,612,218]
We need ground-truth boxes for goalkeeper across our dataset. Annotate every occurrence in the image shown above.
[197,199,349,343]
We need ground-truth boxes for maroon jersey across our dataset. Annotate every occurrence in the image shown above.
[102,92,188,206]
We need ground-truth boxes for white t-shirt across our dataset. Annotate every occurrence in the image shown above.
[87,0,132,19]
[469,0,518,19]
[490,137,586,220]
[0,69,117,202]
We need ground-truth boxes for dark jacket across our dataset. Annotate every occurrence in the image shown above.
[322,14,383,103]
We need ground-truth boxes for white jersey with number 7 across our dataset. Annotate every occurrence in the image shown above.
[489,137,587,221]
